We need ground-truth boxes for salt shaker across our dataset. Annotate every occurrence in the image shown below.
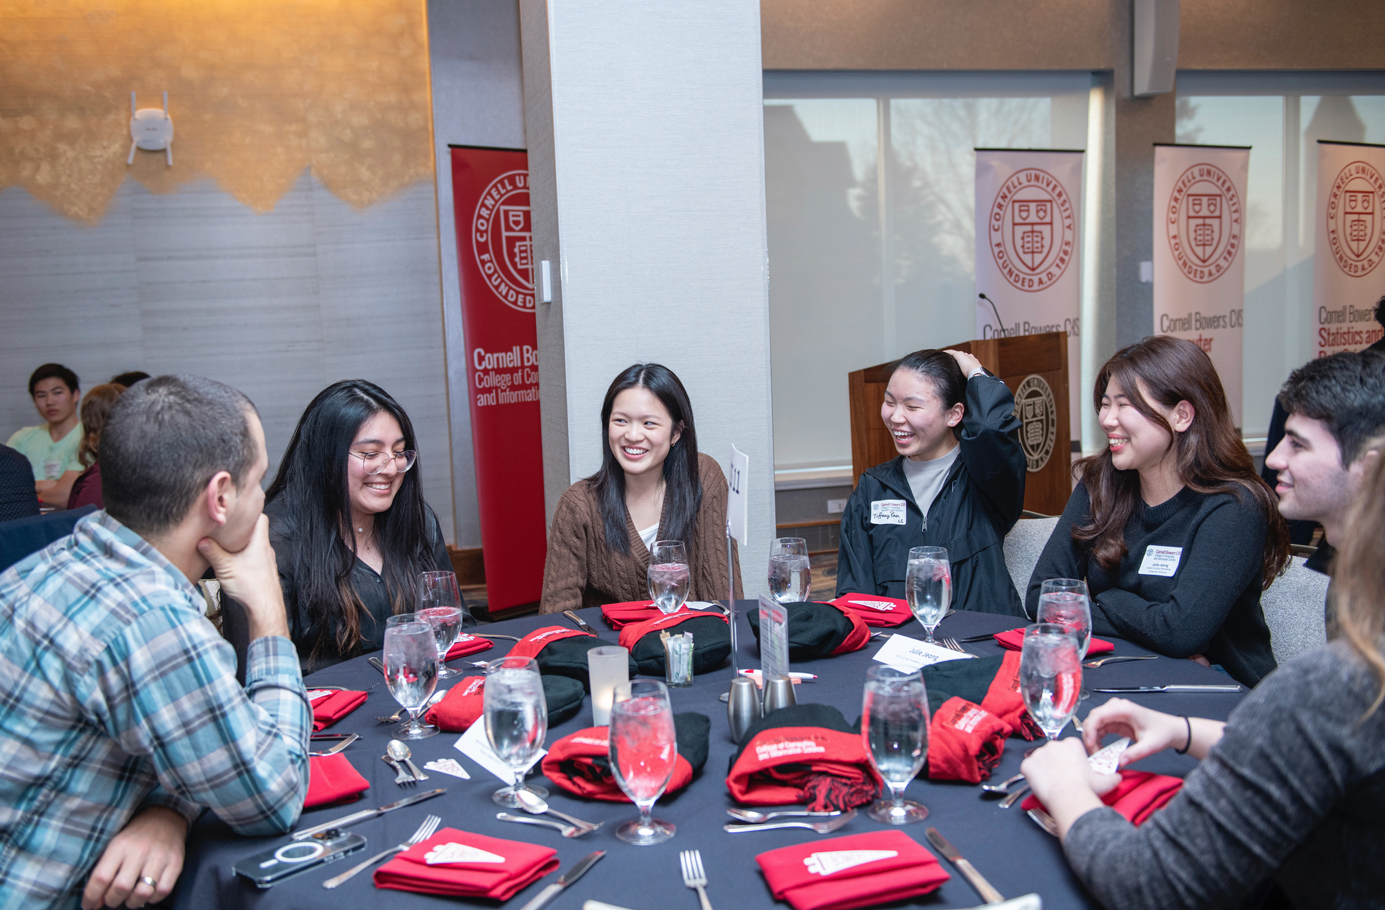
[761,674,797,715]
[726,677,762,744]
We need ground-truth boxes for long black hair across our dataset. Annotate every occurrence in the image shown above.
[266,380,433,658]
[892,349,967,439]
[589,364,701,555]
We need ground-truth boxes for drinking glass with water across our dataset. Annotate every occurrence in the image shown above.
[905,546,950,643]
[647,540,690,614]
[767,537,811,603]
[1037,578,1091,658]
[483,656,549,807]
[1019,623,1082,743]
[383,618,440,740]
[861,665,930,825]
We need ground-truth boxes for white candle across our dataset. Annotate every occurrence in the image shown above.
[586,645,629,726]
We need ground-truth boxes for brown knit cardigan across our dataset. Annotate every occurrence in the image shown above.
[539,452,744,614]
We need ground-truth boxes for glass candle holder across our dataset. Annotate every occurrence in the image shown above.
[587,645,630,726]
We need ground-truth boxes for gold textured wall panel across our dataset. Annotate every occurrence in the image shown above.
[0,0,434,223]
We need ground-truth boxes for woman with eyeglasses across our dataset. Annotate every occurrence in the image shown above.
[223,380,455,674]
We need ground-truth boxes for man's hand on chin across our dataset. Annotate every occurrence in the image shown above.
[198,514,290,640]
[82,806,187,909]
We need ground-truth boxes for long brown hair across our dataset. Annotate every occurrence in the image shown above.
[1331,438,1385,719]
[1072,336,1289,587]
[77,383,126,467]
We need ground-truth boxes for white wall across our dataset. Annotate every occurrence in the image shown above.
[521,0,777,594]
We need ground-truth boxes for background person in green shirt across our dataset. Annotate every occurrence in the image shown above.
[7,363,83,509]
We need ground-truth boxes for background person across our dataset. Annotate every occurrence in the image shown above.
[0,375,309,909]
[540,363,741,614]
[835,348,1026,614]
[66,382,127,511]
[1026,336,1290,687]
[0,444,41,522]
[110,370,151,387]
[225,380,452,675]
[1019,434,1385,909]
[7,363,83,509]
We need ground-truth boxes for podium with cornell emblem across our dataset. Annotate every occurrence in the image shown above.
[847,331,1071,516]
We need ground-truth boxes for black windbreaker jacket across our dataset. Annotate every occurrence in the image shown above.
[835,372,1027,617]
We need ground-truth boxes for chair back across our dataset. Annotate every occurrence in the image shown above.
[1003,516,1059,619]
[0,505,98,573]
[1260,555,1329,665]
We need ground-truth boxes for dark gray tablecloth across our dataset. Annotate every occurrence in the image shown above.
[174,604,1248,909]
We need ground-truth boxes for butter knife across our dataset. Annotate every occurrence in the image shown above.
[518,850,606,910]
[1091,684,1241,693]
[563,610,598,635]
[925,827,1005,904]
[291,787,446,840]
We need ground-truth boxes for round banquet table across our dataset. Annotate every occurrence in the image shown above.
[174,604,1250,909]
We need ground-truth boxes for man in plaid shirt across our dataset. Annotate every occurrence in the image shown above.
[0,375,310,909]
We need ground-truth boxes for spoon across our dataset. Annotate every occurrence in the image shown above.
[515,787,602,832]
[387,740,429,782]
[723,810,856,834]
[979,772,1025,795]
[495,813,587,838]
[1083,654,1159,668]
[726,807,841,823]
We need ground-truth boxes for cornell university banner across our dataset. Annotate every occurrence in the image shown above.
[974,149,1084,441]
[1153,144,1250,426]
[1313,141,1385,356]
[450,146,546,610]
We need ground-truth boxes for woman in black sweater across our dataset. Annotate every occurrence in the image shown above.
[1026,336,1289,686]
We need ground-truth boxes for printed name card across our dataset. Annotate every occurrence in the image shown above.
[758,594,790,684]
[1138,545,1183,577]
[873,632,974,673]
[455,718,546,785]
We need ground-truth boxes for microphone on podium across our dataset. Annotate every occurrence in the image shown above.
[978,293,1007,338]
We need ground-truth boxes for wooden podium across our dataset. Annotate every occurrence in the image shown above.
[847,332,1071,516]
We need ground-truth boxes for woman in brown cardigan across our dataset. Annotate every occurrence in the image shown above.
[540,363,742,614]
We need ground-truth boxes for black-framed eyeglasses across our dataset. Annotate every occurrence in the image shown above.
[350,450,417,475]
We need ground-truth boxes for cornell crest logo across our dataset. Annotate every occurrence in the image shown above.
[988,169,1075,292]
[472,170,535,313]
[1166,163,1241,284]
[1327,160,1385,278]
[1013,375,1057,473]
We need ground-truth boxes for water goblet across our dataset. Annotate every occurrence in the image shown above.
[1020,623,1083,751]
[861,665,930,824]
[647,540,690,614]
[1037,578,1092,658]
[484,656,549,807]
[905,546,951,643]
[418,605,464,679]
[383,620,440,740]
[767,537,812,603]
[609,679,677,845]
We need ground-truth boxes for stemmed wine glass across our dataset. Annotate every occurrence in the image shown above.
[483,655,549,807]
[382,618,440,740]
[1019,623,1083,751]
[647,540,690,614]
[905,546,951,644]
[861,665,930,824]
[418,571,467,678]
[1038,578,1092,699]
[767,537,812,603]
[609,679,678,845]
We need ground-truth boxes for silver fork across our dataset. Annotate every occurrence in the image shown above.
[724,810,856,833]
[680,849,714,910]
[1000,784,1031,809]
[383,754,414,786]
[321,814,441,889]
[308,733,359,757]
[939,638,968,653]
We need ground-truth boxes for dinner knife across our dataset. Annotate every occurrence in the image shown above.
[1091,684,1242,693]
[924,827,1005,904]
[563,610,598,635]
[290,787,446,841]
[517,850,606,910]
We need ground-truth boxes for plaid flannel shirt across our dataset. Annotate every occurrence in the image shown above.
[0,512,310,908]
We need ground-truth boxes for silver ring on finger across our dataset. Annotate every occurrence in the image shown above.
[139,875,158,888]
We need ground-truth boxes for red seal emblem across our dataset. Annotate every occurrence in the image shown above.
[988,169,1075,292]
[1326,160,1385,278]
[1166,164,1242,284]
[472,170,534,312]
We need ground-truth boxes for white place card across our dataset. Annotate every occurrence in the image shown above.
[873,632,974,673]
[454,717,545,785]
[423,758,472,780]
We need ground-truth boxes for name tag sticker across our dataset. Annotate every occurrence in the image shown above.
[870,500,907,525]
[1139,545,1183,577]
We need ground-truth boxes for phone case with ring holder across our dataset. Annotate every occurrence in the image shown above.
[232,829,366,888]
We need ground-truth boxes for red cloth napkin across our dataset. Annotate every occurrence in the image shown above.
[541,725,695,801]
[1022,769,1184,826]
[981,651,1044,740]
[509,626,594,660]
[616,609,726,650]
[600,600,666,628]
[303,754,370,808]
[424,675,487,732]
[445,633,495,661]
[756,830,950,910]
[308,689,368,732]
[828,594,914,628]
[373,827,559,900]
[993,628,1115,654]
[728,725,881,811]
[926,697,1010,783]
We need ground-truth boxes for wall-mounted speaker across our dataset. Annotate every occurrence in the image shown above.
[1133,0,1179,97]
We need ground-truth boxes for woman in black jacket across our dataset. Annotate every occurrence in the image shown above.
[836,349,1027,616]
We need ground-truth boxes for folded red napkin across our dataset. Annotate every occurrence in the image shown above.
[600,600,666,628]
[926,696,1009,783]
[308,689,368,732]
[303,753,370,808]
[728,705,881,811]
[980,651,1044,740]
[424,675,487,732]
[541,716,707,801]
[445,634,495,661]
[508,625,594,660]
[1022,769,1184,826]
[993,628,1114,655]
[756,830,950,910]
[373,827,559,900]
[828,594,914,628]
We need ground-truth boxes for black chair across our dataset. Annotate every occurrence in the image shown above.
[0,505,99,573]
